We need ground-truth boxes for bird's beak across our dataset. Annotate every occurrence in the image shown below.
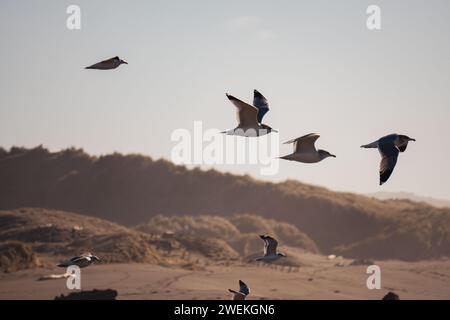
[271,129,278,133]
[123,61,128,64]
[331,154,336,158]
[409,138,416,141]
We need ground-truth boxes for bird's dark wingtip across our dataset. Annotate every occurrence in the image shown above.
[379,169,393,186]
[226,93,237,101]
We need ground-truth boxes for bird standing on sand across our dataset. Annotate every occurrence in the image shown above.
[57,252,100,268]
[361,134,415,185]
[280,133,336,163]
[228,280,250,300]
[85,56,128,70]
[222,90,277,137]
[255,235,286,262]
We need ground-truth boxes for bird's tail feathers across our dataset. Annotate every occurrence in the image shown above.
[361,141,378,148]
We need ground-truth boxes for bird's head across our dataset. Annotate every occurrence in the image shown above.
[399,135,415,142]
[260,124,278,134]
[318,149,336,159]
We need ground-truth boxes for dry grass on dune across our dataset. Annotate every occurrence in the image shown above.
[2,146,450,261]
[135,214,319,262]
[68,232,163,264]
[0,241,41,273]
[1,208,317,272]
[229,214,320,253]
[0,208,165,270]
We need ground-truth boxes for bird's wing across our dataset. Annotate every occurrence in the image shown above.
[86,60,111,69]
[67,257,86,265]
[86,61,104,69]
[102,57,119,63]
[260,235,269,255]
[260,235,278,256]
[226,94,259,127]
[284,133,320,153]
[239,280,250,295]
[253,90,269,123]
[378,142,399,185]
[69,255,83,262]
[86,57,118,69]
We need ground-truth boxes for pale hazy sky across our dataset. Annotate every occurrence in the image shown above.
[1,1,450,200]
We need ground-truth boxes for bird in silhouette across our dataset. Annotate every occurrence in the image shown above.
[280,133,336,163]
[85,56,128,70]
[228,280,250,300]
[361,134,415,185]
[57,252,100,268]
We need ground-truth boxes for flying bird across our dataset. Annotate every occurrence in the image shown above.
[255,235,286,262]
[361,133,415,185]
[228,280,250,300]
[222,90,277,137]
[85,56,128,70]
[279,133,336,163]
[57,252,100,268]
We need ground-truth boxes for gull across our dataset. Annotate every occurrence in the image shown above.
[280,133,336,163]
[223,90,277,137]
[361,133,416,185]
[85,56,128,70]
[57,252,100,268]
[255,235,286,262]
[228,280,250,300]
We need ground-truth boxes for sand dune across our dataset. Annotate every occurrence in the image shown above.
[2,146,450,261]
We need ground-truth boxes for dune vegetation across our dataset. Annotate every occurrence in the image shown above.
[1,146,450,261]
[0,208,316,271]
[136,213,319,258]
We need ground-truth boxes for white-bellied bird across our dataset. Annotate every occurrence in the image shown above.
[280,133,336,163]
[222,90,277,137]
